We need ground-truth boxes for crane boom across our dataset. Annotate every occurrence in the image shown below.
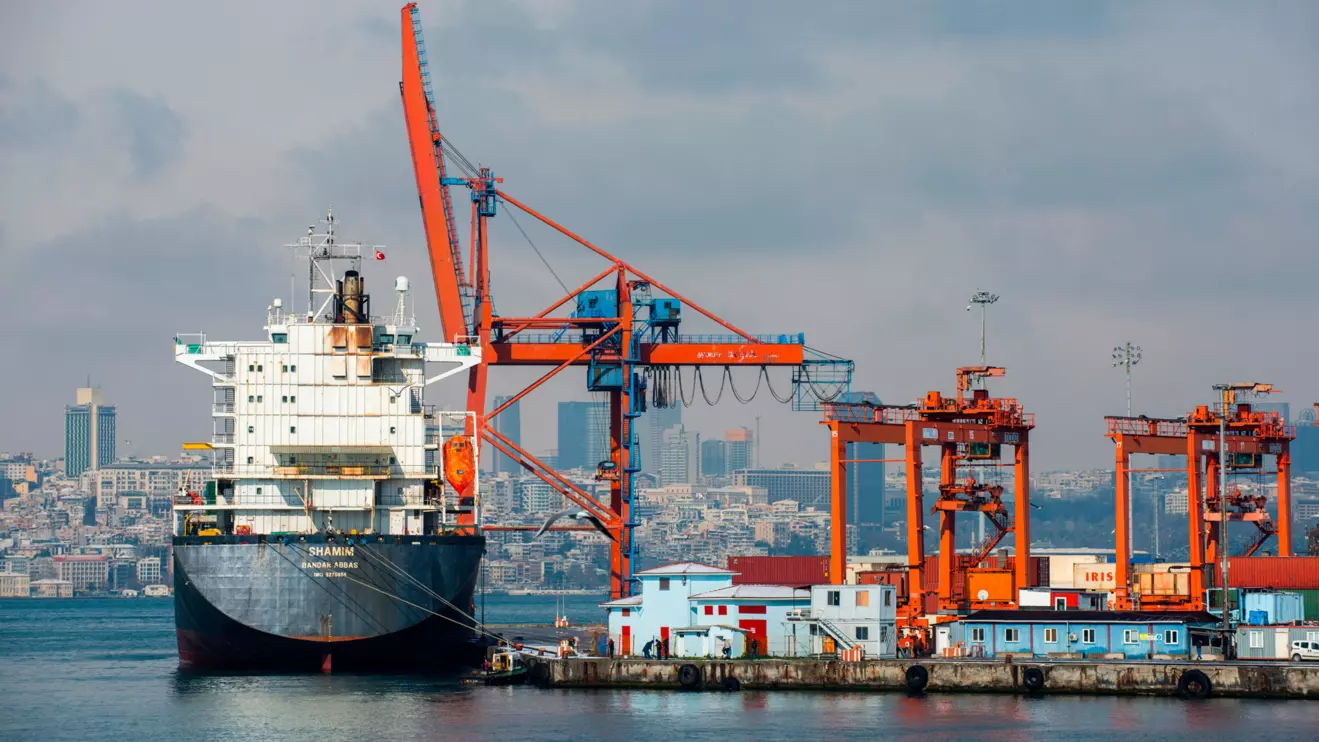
[400,2,469,343]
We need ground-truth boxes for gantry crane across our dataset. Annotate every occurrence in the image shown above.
[823,366,1034,622]
[400,3,852,599]
[1105,383,1294,611]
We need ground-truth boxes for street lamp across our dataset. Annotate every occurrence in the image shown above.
[1112,343,1142,562]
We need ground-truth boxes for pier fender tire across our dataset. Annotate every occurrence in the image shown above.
[529,662,551,687]
[1177,669,1212,700]
[905,664,929,693]
[678,664,703,690]
[1022,667,1046,693]
[721,676,742,692]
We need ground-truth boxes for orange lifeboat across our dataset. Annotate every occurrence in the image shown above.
[443,435,475,494]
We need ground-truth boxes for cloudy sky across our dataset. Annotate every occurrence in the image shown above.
[2,0,1316,470]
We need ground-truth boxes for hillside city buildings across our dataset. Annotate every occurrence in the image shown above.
[5,388,1319,596]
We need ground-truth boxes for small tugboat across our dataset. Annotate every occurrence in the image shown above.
[462,646,528,686]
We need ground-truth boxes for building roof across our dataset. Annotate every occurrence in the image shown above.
[689,584,809,601]
[965,610,1220,624]
[634,562,736,577]
[673,625,748,635]
[599,595,642,608]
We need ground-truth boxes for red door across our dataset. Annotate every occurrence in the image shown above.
[660,626,670,657]
[621,625,631,656]
[739,620,767,656]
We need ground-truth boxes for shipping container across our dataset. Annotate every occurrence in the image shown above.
[727,555,830,586]
[1048,554,1104,587]
[1134,571,1190,597]
[965,569,1014,603]
[1242,592,1304,625]
[1212,557,1319,590]
[1073,563,1118,590]
[1299,589,1319,621]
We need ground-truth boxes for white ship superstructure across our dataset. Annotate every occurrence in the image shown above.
[173,211,481,537]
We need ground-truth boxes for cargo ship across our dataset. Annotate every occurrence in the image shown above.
[171,211,486,671]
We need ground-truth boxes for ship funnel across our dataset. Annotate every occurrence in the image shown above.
[341,270,368,324]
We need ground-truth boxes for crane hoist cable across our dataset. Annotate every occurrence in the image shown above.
[500,201,570,295]
[726,366,763,404]
[699,367,728,405]
[761,367,796,404]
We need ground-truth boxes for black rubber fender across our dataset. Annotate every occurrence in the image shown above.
[1022,667,1046,693]
[722,676,742,692]
[1177,669,1212,699]
[905,664,929,693]
[529,661,551,686]
[678,663,703,690]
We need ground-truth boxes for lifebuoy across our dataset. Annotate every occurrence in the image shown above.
[905,664,929,693]
[1022,667,1045,693]
[678,663,703,689]
[722,676,742,692]
[1177,669,1212,699]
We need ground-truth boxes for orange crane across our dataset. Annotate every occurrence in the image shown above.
[823,366,1034,622]
[1105,383,1294,611]
[399,3,852,599]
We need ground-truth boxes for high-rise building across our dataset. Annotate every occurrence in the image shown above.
[726,427,754,473]
[640,405,682,476]
[733,466,830,510]
[660,426,700,486]
[557,401,608,471]
[700,439,727,478]
[841,393,885,526]
[65,386,116,480]
[490,395,522,475]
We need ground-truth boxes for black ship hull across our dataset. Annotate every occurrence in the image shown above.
[173,533,485,672]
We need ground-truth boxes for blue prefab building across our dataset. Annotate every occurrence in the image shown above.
[957,610,1219,659]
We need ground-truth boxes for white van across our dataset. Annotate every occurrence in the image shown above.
[1289,640,1319,661]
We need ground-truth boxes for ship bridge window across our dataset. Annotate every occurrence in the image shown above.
[397,335,412,345]
[271,333,287,344]
[379,334,395,344]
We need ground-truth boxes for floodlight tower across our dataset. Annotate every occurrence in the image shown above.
[968,291,1000,365]
[1113,342,1142,561]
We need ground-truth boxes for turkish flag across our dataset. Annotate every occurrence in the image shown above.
[374,250,386,261]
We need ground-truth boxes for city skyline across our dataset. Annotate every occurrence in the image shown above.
[4,3,1318,472]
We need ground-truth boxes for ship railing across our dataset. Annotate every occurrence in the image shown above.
[212,433,235,444]
[212,403,235,414]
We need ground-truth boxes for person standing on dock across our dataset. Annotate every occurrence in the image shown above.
[608,638,615,658]
[722,639,732,659]
[643,639,654,659]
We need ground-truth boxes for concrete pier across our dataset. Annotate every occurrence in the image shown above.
[524,657,1319,699]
